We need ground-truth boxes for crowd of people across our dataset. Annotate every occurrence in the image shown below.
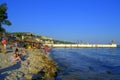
[0,37,52,62]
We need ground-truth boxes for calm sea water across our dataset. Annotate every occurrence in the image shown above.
[50,48,120,80]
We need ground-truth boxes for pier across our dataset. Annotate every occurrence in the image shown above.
[45,44,117,48]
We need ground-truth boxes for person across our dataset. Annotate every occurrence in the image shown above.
[20,46,28,60]
[1,38,7,49]
[13,48,21,62]
[21,47,26,55]
[44,45,51,55]
[1,38,7,53]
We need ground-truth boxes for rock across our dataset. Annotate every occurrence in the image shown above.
[106,71,113,74]
[24,74,33,80]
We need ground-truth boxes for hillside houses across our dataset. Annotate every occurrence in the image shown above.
[1,32,54,44]
[20,32,53,44]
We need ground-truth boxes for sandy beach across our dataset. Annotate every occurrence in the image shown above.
[0,49,57,80]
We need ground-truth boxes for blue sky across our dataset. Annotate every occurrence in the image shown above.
[0,0,120,44]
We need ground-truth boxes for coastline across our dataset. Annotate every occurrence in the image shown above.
[0,48,57,80]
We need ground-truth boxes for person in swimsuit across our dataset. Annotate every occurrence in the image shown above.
[13,48,21,62]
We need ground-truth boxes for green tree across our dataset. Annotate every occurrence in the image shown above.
[15,32,22,38]
[0,3,11,32]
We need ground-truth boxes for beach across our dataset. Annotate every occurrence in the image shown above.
[0,48,57,80]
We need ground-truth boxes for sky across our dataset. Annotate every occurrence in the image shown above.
[0,0,120,44]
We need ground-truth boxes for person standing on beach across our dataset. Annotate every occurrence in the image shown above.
[1,38,7,52]
[44,45,51,55]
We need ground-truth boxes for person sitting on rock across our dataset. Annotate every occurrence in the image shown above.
[21,47,26,55]
[20,47,28,61]
[13,48,21,62]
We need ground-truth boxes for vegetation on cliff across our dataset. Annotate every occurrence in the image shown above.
[53,39,75,44]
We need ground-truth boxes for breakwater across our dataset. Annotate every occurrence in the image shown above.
[45,44,117,48]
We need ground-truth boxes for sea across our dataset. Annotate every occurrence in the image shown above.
[49,48,120,80]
